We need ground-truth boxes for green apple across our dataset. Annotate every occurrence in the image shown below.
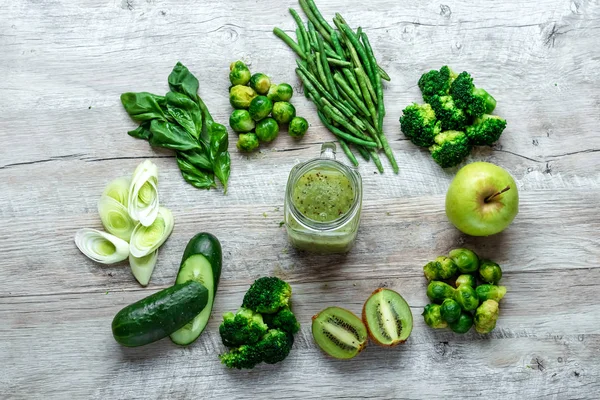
[445,162,519,236]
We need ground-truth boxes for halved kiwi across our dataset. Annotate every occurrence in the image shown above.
[362,288,413,346]
[312,307,367,359]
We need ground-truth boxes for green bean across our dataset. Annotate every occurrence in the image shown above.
[355,145,371,161]
[306,53,319,77]
[378,132,399,174]
[360,32,385,130]
[315,52,330,89]
[317,111,377,148]
[335,13,348,25]
[339,139,358,166]
[333,19,361,68]
[296,63,354,117]
[333,72,370,116]
[369,149,384,173]
[321,98,370,139]
[307,21,318,49]
[331,31,345,59]
[290,8,310,54]
[338,23,375,84]
[378,65,391,81]
[296,28,306,55]
[306,0,334,35]
[273,28,306,60]
[316,33,339,99]
[342,68,362,101]
[305,88,324,109]
[323,105,370,141]
[338,96,357,114]
[355,68,377,126]
[299,0,331,43]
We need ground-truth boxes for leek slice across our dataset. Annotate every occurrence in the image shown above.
[98,195,135,242]
[74,228,129,264]
[128,160,159,227]
[129,207,174,258]
[129,250,158,286]
[102,176,131,206]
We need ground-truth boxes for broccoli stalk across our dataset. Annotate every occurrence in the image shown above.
[418,65,458,102]
[465,114,507,146]
[449,72,496,118]
[219,307,269,347]
[242,276,292,314]
[429,130,471,168]
[399,103,442,147]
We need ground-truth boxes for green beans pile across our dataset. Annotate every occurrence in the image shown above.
[274,0,398,173]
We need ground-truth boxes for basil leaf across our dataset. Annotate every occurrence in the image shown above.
[165,91,202,140]
[120,92,169,122]
[178,150,212,171]
[208,122,231,192]
[149,119,202,151]
[176,155,216,189]
[127,122,152,140]
[168,62,199,102]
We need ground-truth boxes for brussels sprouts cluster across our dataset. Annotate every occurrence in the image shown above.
[421,248,506,334]
[228,61,309,152]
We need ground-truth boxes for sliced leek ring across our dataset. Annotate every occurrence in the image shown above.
[129,207,174,258]
[74,228,129,264]
[128,160,159,227]
[98,195,135,242]
[129,250,158,286]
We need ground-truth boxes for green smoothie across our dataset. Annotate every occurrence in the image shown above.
[292,167,354,222]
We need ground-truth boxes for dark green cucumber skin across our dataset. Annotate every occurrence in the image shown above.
[112,281,209,347]
[180,232,222,288]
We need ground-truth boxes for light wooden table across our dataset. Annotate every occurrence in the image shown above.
[1,0,599,398]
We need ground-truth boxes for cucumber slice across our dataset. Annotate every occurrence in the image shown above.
[170,232,222,346]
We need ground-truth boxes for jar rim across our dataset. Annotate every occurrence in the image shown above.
[286,158,362,231]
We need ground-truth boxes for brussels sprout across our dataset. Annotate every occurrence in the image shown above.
[255,118,280,143]
[272,102,296,125]
[476,284,507,302]
[422,304,447,329]
[423,256,458,281]
[474,299,499,334]
[288,117,309,138]
[267,84,279,101]
[455,274,476,288]
[454,284,479,311]
[249,73,271,95]
[479,260,502,284]
[448,248,479,273]
[229,109,255,133]
[448,312,474,334]
[249,95,273,121]
[236,133,259,152]
[229,60,251,86]
[426,281,455,304]
[230,85,257,109]
[276,83,294,101]
[440,298,461,323]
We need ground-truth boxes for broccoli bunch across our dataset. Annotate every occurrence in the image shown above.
[219,277,300,369]
[400,66,507,168]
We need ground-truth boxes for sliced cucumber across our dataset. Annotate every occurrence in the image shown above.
[170,233,222,345]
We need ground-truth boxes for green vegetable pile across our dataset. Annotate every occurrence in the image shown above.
[219,277,300,369]
[274,0,398,173]
[121,62,230,192]
[228,60,309,152]
[422,248,507,334]
[74,160,174,287]
[400,66,507,168]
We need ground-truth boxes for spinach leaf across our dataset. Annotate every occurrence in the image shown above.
[176,154,216,189]
[165,91,202,140]
[168,62,199,102]
[178,150,212,171]
[208,122,231,192]
[127,121,152,140]
[120,92,169,122]
[149,119,202,151]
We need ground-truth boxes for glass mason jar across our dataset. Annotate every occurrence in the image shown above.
[284,142,363,253]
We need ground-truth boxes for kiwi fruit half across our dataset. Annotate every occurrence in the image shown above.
[362,288,413,346]
[312,307,367,359]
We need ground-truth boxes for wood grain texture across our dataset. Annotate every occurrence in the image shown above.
[1,0,599,398]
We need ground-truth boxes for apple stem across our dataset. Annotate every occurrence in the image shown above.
[484,185,511,203]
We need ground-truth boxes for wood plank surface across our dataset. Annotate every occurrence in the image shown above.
[1,0,599,398]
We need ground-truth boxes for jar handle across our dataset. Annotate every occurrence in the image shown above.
[320,142,336,160]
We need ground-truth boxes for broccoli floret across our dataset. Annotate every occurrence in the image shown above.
[428,95,468,131]
[465,114,507,146]
[257,329,293,364]
[262,307,300,335]
[449,72,497,118]
[418,65,458,102]
[429,130,471,168]
[242,277,292,314]
[399,103,442,147]
[219,308,269,347]
[219,344,262,369]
